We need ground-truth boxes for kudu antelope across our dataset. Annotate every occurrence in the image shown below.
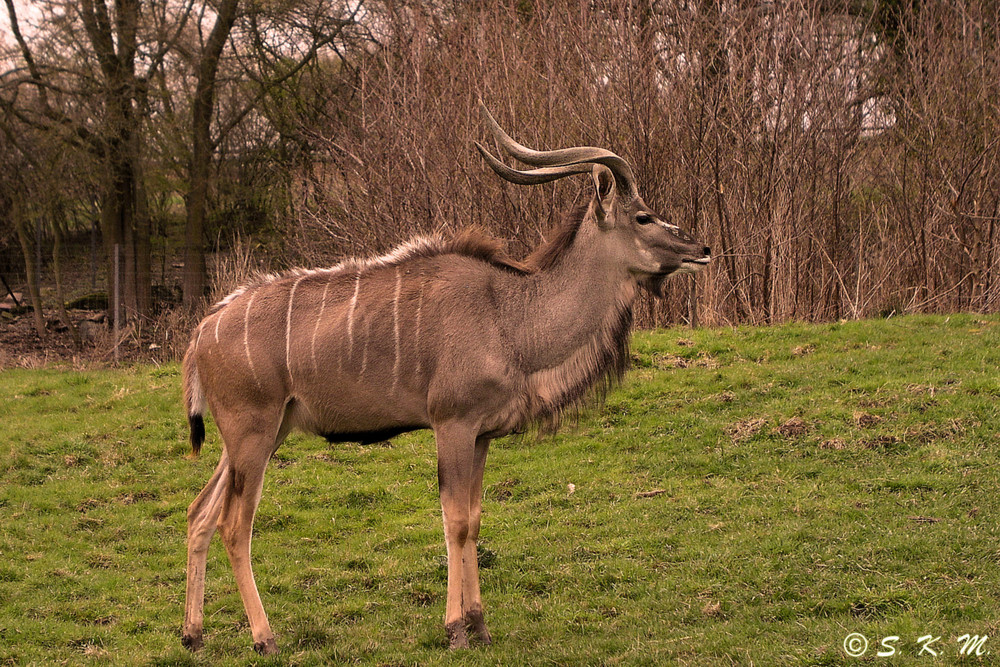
[180,104,710,654]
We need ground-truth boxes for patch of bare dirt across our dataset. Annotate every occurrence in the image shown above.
[650,352,720,370]
[853,411,883,428]
[0,310,101,368]
[0,307,185,368]
[777,417,810,438]
[729,417,768,443]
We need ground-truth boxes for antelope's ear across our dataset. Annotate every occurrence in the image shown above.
[591,165,617,230]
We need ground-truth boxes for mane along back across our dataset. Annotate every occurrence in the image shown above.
[209,228,531,314]
[445,228,531,274]
[525,200,589,272]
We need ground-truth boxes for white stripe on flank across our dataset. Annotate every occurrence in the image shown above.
[347,271,361,359]
[286,274,306,389]
[414,275,424,376]
[359,320,370,378]
[196,320,204,350]
[244,291,262,389]
[391,267,402,392]
[214,307,224,343]
[312,279,330,375]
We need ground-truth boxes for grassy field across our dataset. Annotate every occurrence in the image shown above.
[2,314,1000,666]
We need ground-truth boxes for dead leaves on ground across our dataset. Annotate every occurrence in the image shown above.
[728,416,810,443]
[650,351,720,370]
[726,412,964,451]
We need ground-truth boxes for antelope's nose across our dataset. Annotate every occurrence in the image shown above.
[703,246,711,257]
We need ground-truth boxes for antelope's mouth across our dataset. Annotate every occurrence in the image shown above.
[640,255,711,295]
[678,256,711,274]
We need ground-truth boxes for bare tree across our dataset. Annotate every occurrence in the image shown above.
[0,0,195,320]
[181,0,364,310]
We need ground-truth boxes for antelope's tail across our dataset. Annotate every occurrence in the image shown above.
[182,341,206,456]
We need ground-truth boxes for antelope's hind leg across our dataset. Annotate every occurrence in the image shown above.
[216,450,277,654]
[186,403,292,655]
[183,452,231,651]
[215,407,294,655]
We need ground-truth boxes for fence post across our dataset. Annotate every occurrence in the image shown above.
[113,243,120,365]
[689,278,699,329]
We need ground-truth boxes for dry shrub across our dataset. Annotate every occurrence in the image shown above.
[208,234,270,308]
[277,0,1000,327]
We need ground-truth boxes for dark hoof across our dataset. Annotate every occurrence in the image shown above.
[181,633,203,652]
[465,609,492,645]
[253,637,279,655]
[446,620,469,649]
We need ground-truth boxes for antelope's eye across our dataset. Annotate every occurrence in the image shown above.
[636,213,653,225]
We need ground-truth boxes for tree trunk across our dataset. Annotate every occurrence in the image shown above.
[79,0,152,322]
[134,144,152,317]
[52,212,82,347]
[11,200,46,337]
[183,148,209,310]
[183,0,241,311]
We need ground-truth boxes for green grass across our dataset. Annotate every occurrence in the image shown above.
[3,314,1000,665]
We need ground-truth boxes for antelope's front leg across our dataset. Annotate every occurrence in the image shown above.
[434,421,478,649]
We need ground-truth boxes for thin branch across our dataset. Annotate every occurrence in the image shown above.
[142,0,196,81]
[2,0,50,109]
[0,94,102,155]
[211,13,360,150]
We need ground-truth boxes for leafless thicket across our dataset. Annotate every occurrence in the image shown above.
[2,0,998,334]
[292,0,1000,326]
